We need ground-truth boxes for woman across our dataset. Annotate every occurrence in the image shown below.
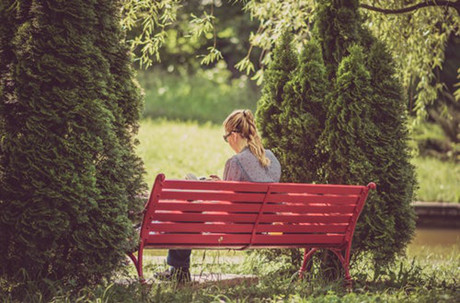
[157,109,281,282]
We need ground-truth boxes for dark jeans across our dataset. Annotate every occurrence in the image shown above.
[167,249,191,268]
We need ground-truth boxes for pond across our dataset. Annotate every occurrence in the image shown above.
[407,227,460,258]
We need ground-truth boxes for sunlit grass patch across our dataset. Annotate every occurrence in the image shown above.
[136,119,233,188]
[412,157,459,202]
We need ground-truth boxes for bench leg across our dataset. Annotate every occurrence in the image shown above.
[330,248,351,288]
[127,244,145,282]
[299,248,317,279]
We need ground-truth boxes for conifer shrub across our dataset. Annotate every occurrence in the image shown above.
[256,31,297,156]
[0,0,145,293]
[278,39,327,183]
[355,40,417,264]
[318,44,374,185]
[255,0,416,269]
[315,0,362,79]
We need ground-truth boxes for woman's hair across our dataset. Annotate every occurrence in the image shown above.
[223,109,270,167]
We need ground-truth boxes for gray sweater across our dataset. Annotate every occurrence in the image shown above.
[223,147,281,182]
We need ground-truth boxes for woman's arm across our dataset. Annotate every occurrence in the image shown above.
[223,157,244,181]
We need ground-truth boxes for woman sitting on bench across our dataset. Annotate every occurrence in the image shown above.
[156,109,282,283]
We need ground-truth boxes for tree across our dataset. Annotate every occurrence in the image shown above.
[255,31,297,157]
[319,44,373,186]
[314,0,416,266]
[0,0,145,294]
[359,40,417,264]
[257,0,417,270]
[278,38,327,183]
[92,0,147,225]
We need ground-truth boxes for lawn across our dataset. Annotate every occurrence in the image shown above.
[2,118,458,302]
[137,119,459,203]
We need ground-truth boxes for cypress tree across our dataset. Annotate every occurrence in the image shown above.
[92,0,147,227]
[0,0,145,290]
[256,31,297,155]
[315,44,374,278]
[319,45,373,185]
[314,0,417,266]
[0,0,21,262]
[278,39,327,183]
[354,40,416,264]
[315,0,362,80]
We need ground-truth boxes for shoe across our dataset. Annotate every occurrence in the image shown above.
[155,267,191,283]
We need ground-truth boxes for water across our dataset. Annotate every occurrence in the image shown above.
[407,227,460,258]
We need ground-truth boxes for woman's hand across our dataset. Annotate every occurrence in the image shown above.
[209,174,221,181]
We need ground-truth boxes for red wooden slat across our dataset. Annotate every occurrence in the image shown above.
[145,234,251,245]
[155,201,261,212]
[151,213,351,224]
[262,204,356,213]
[269,183,365,195]
[144,243,342,249]
[255,224,347,233]
[143,234,344,246]
[145,222,348,234]
[147,223,254,233]
[252,234,344,245]
[154,201,355,214]
[163,180,269,192]
[152,212,257,222]
[162,179,365,196]
[267,193,359,204]
[257,214,351,224]
[160,191,266,202]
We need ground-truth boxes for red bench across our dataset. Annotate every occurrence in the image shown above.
[129,174,376,284]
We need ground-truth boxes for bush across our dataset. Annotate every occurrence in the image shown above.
[0,0,145,295]
[255,0,417,267]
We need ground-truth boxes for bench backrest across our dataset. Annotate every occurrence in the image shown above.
[140,174,375,250]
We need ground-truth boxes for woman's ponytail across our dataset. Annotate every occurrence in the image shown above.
[224,109,270,167]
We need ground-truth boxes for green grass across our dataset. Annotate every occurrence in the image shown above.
[4,242,457,302]
[136,119,234,188]
[412,157,459,202]
[137,119,460,202]
[137,68,259,124]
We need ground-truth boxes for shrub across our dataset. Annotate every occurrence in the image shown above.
[255,0,417,268]
[0,0,145,295]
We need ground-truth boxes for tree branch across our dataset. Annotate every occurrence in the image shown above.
[360,1,460,15]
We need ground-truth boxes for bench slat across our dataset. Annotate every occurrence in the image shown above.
[144,234,344,246]
[162,180,365,196]
[268,183,365,195]
[160,191,359,205]
[267,194,359,204]
[145,222,348,234]
[151,213,352,224]
[163,180,269,192]
[160,191,266,202]
[155,201,356,213]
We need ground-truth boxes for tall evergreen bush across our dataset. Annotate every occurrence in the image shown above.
[354,41,417,264]
[0,0,145,291]
[92,1,147,225]
[315,0,362,79]
[314,0,416,265]
[278,39,327,183]
[256,31,297,156]
[318,44,373,185]
[255,0,416,269]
